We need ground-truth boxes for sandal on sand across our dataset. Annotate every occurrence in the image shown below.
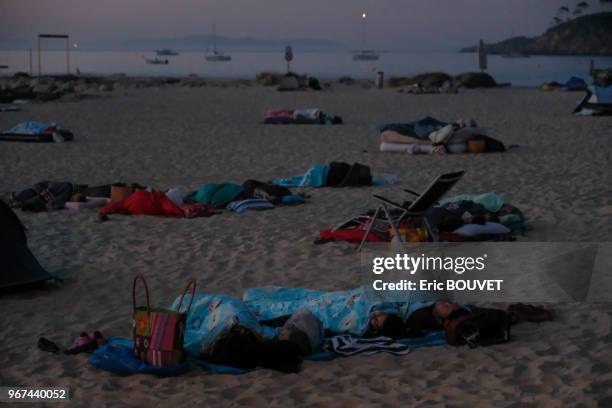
[72,332,92,348]
[90,331,106,346]
[63,331,106,355]
[37,337,61,354]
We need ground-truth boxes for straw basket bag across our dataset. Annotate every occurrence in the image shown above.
[132,275,196,367]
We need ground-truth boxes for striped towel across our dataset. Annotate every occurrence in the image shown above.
[324,335,410,356]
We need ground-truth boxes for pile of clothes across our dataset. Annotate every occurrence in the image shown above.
[183,180,305,214]
[379,117,506,155]
[427,193,526,241]
[317,192,526,244]
[274,162,377,188]
[263,108,342,125]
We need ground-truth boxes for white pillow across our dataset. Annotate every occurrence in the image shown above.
[453,222,510,237]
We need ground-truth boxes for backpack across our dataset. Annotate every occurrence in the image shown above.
[444,309,511,348]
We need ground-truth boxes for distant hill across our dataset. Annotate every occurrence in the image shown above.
[461,12,612,56]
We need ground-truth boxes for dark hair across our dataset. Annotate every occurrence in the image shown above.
[439,215,464,232]
[405,305,441,337]
[378,314,406,339]
[259,340,303,373]
[209,325,263,369]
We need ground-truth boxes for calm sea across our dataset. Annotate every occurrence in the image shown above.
[1,50,611,86]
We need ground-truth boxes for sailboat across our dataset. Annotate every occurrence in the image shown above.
[353,12,379,61]
[205,23,232,62]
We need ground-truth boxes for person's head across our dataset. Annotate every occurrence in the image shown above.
[432,300,460,324]
[368,313,405,339]
[209,325,263,369]
[277,308,324,356]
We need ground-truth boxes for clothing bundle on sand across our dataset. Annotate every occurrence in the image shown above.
[574,86,612,116]
[0,121,74,143]
[184,180,305,214]
[318,192,526,244]
[184,183,245,208]
[263,108,342,125]
[274,162,383,188]
[379,117,506,155]
[429,192,527,241]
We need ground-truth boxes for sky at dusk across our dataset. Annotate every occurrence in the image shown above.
[0,1,585,50]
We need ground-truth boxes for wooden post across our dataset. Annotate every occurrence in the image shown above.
[37,37,41,76]
[66,37,70,74]
[29,48,32,76]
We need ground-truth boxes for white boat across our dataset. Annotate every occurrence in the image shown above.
[142,56,169,65]
[156,48,179,56]
[353,13,379,61]
[353,50,379,61]
[205,23,232,62]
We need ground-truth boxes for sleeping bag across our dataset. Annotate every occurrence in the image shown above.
[184,183,244,208]
[100,191,185,218]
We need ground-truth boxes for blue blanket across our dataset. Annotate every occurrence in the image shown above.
[90,331,446,376]
[5,121,63,135]
[274,164,329,188]
[170,293,261,356]
[244,286,431,337]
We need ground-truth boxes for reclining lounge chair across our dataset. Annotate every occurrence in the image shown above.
[333,171,465,251]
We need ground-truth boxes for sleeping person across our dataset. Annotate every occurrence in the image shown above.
[243,287,406,339]
[171,293,304,372]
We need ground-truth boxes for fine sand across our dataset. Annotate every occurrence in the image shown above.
[1,83,611,407]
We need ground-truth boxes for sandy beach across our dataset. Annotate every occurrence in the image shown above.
[1,83,612,407]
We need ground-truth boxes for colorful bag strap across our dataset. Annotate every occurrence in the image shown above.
[174,280,197,314]
[132,274,151,315]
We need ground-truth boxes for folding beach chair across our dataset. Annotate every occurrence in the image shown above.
[353,171,465,251]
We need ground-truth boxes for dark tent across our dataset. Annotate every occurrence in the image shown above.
[0,200,55,292]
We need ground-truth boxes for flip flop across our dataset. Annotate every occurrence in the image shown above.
[63,339,99,355]
[37,337,61,354]
[72,332,92,348]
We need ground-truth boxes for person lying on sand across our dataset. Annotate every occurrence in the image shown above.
[8,181,88,212]
[243,287,406,339]
[171,292,304,372]
[8,181,147,212]
[406,299,552,346]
